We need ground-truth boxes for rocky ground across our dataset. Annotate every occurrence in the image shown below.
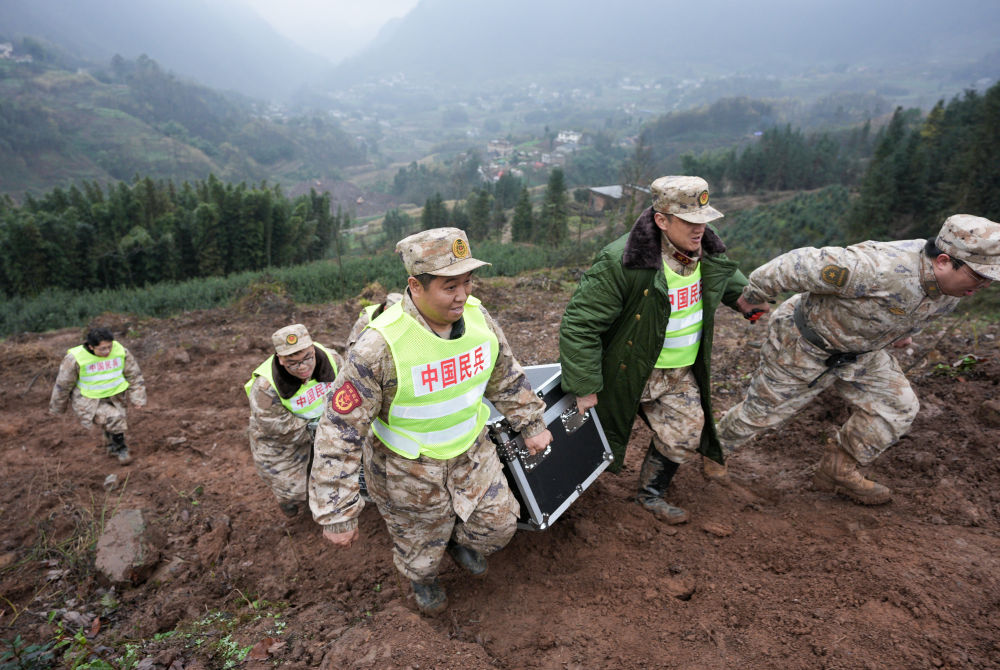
[1,271,998,669]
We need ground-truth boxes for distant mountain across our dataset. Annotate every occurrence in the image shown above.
[328,0,1000,89]
[0,0,329,101]
[0,53,365,197]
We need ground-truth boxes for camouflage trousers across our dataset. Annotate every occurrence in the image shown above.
[364,431,519,583]
[73,393,128,434]
[639,365,705,466]
[717,301,919,466]
[249,431,312,504]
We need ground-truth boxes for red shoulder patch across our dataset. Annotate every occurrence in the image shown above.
[332,381,362,414]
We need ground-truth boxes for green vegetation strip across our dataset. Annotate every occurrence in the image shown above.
[0,240,601,337]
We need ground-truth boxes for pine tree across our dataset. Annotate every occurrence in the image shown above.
[511,187,534,243]
[383,208,412,243]
[467,190,490,240]
[539,168,569,245]
[421,193,447,231]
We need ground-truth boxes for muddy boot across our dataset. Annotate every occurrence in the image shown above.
[813,442,891,505]
[446,539,488,578]
[108,433,132,465]
[636,443,689,525]
[411,578,447,615]
[702,456,730,484]
[279,501,300,518]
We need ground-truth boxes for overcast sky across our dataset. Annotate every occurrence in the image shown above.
[242,0,419,64]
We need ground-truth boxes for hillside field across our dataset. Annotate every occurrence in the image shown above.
[1,274,998,669]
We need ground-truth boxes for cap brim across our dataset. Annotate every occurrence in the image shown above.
[674,206,724,224]
[966,261,1000,282]
[427,258,491,277]
[276,340,312,356]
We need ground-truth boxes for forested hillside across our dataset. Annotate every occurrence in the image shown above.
[0,0,329,100]
[0,176,346,296]
[4,80,1000,326]
[714,83,1000,280]
[849,86,1000,242]
[0,50,365,197]
[329,0,999,90]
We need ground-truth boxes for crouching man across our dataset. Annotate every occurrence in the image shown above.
[246,324,341,518]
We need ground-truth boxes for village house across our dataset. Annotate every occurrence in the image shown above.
[487,139,514,158]
[587,184,651,213]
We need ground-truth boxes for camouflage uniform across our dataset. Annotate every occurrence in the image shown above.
[247,353,343,505]
[310,291,546,583]
[718,225,993,468]
[49,345,146,436]
[247,323,343,509]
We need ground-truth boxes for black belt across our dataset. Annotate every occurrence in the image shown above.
[792,301,869,388]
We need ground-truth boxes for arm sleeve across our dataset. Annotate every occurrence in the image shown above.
[742,246,864,304]
[248,377,311,458]
[309,333,386,533]
[49,354,78,415]
[721,267,749,309]
[122,348,146,406]
[558,258,626,397]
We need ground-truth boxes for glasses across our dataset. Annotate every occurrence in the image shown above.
[281,351,315,370]
[959,262,992,287]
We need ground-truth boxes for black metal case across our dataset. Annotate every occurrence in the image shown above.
[486,363,613,530]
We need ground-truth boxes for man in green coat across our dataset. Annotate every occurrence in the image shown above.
[559,176,767,524]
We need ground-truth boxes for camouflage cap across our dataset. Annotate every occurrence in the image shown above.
[936,214,1000,281]
[272,324,313,356]
[395,227,491,277]
[650,175,723,224]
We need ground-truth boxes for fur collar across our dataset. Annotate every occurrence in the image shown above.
[622,207,727,270]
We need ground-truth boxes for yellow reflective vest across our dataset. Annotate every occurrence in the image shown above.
[69,342,129,398]
[369,297,498,460]
[654,262,703,368]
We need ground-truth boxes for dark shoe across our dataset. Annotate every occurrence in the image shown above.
[637,493,690,525]
[279,502,301,518]
[108,433,132,464]
[446,540,488,577]
[411,579,447,615]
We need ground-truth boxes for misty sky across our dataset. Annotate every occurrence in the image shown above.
[241,0,418,63]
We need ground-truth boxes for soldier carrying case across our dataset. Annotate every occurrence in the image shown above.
[485,363,613,530]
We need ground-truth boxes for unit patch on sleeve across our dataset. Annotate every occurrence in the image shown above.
[332,381,363,414]
[820,264,849,288]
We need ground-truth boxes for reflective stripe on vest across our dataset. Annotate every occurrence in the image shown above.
[369,296,498,460]
[655,262,703,368]
[243,343,339,421]
[69,342,129,398]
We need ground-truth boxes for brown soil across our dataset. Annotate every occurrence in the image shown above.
[1,273,999,669]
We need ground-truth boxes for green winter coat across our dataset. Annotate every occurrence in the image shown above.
[559,207,748,471]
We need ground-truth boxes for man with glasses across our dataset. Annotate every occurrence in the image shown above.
[310,227,552,615]
[245,324,342,518]
[717,214,1000,505]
